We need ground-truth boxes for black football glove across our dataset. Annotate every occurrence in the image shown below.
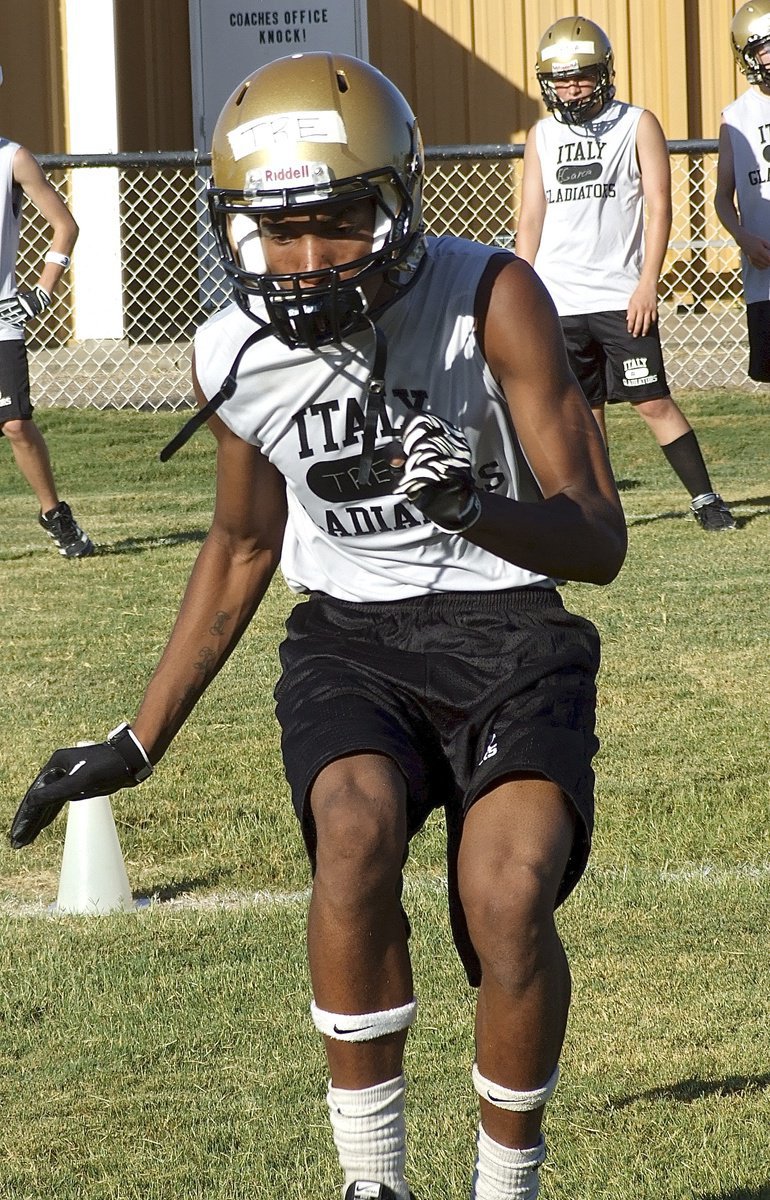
[0,286,51,328]
[9,722,153,849]
[390,411,482,532]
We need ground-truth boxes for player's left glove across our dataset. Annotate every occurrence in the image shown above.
[390,411,482,532]
[0,286,51,328]
[9,722,153,849]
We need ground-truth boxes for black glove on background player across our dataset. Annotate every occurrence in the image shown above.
[9,723,152,849]
[391,411,482,532]
[0,286,51,328]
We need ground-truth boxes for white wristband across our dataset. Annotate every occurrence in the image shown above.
[45,250,71,268]
[107,721,154,782]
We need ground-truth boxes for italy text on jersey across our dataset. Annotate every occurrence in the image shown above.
[293,388,508,540]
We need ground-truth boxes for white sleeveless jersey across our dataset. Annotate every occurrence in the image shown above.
[194,236,554,603]
[0,138,24,342]
[722,88,770,304]
[532,101,645,316]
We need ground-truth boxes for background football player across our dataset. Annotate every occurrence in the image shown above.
[0,66,93,558]
[517,16,736,532]
[715,0,770,383]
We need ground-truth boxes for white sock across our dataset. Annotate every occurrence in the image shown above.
[327,1075,409,1200]
[470,1124,546,1200]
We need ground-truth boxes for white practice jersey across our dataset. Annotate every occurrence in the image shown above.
[194,235,554,603]
[721,88,770,304]
[532,101,645,316]
[0,138,23,343]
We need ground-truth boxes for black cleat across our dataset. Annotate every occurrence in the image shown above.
[690,493,736,532]
[39,501,94,557]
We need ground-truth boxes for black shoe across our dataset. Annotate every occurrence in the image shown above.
[39,501,94,557]
[690,493,737,532]
[343,1184,404,1200]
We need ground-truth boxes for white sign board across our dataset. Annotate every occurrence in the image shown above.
[189,1,369,154]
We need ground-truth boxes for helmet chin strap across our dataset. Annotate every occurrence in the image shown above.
[158,311,385,472]
[355,247,428,483]
[357,321,388,485]
[159,322,274,461]
[161,261,411,475]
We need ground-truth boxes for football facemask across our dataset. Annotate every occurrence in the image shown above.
[209,170,420,349]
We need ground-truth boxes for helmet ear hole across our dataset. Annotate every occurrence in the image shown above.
[336,70,350,93]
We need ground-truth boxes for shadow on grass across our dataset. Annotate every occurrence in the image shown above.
[737,494,770,506]
[96,530,207,556]
[135,871,238,903]
[613,1071,770,1107]
[0,549,39,562]
[0,529,208,563]
[624,509,685,526]
[728,494,770,529]
[697,1186,770,1200]
[625,493,769,528]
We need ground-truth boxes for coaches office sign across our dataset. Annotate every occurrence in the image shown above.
[189,1,369,153]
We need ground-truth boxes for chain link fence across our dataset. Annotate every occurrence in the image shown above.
[20,144,757,412]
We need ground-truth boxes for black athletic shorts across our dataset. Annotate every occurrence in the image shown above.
[0,340,32,435]
[274,586,601,985]
[745,300,770,382]
[560,309,670,405]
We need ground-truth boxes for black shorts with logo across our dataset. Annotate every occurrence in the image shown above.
[274,586,601,984]
[561,309,670,406]
[0,340,32,435]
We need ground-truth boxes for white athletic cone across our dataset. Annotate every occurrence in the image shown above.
[56,795,134,913]
[55,743,134,914]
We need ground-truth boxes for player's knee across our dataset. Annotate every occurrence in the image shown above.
[0,418,26,443]
[460,858,559,970]
[311,757,407,888]
[634,393,677,422]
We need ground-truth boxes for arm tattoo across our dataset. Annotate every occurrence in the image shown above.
[209,610,230,636]
[177,645,217,713]
[194,646,217,677]
[175,614,231,714]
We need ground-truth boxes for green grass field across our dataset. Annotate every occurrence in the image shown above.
[0,395,768,1199]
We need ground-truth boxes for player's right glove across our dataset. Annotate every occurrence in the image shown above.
[9,722,153,849]
[0,286,51,328]
[390,411,483,532]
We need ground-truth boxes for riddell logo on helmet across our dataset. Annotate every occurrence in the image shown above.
[245,162,331,194]
[262,164,312,183]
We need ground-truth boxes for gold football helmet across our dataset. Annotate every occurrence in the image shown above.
[208,52,425,348]
[731,0,770,84]
[535,16,615,123]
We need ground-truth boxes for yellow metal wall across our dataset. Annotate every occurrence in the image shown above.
[0,2,757,155]
[0,0,65,155]
[368,0,751,145]
[113,0,193,151]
